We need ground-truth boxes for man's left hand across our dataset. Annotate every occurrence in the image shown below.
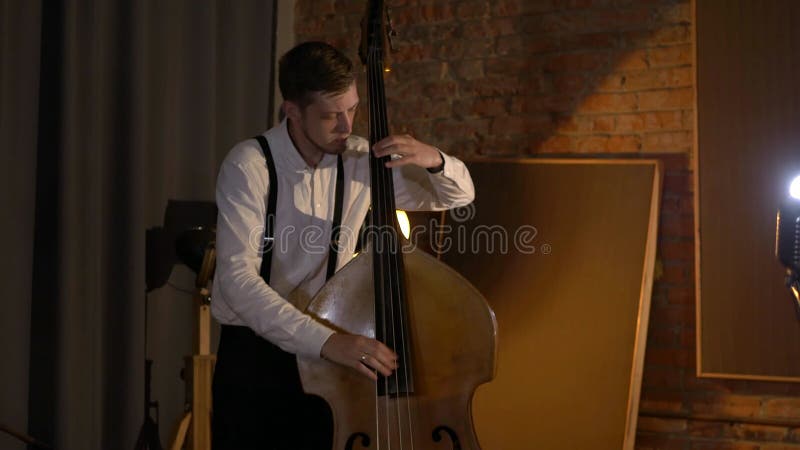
[372,134,443,170]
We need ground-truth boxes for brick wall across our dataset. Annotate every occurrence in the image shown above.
[294,1,800,448]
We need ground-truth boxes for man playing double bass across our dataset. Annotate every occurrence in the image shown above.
[211,41,475,449]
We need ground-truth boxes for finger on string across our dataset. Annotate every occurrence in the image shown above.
[363,354,394,377]
[356,360,378,380]
[384,157,418,168]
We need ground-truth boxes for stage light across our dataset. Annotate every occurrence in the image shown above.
[790,174,800,200]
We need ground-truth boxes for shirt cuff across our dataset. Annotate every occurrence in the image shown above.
[300,321,337,359]
[426,150,446,174]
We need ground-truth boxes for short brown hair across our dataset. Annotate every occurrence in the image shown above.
[278,41,355,108]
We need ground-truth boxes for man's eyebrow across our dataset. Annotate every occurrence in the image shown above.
[320,101,360,114]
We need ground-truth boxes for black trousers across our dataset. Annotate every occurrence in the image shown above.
[211,325,333,450]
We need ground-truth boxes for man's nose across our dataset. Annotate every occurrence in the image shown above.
[335,113,352,134]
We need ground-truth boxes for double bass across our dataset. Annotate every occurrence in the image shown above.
[297,1,497,448]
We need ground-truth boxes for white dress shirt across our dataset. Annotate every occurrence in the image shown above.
[211,119,475,358]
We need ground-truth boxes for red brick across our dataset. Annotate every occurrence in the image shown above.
[682,110,696,129]
[727,423,788,442]
[462,77,524,97]
[554,115,582,133]
[623,25,692,47]
[561,31,619,50]
[635,434,690,450]
[451,59,485,80]
[495,34,559,56]
[577,93,638,113]
[390,98,451,122]
[688,420,729,438]
[647,326,681,348]
[433,118,490,139]
[642,365,685,390]
[484,57,541,78]
[460,18,517,38]
[583,6,654,31]
[296,0,335,17]
[645,111,686,131]
[491,0,522,17]
[477,135,521,156]
[420,81,461,100]
[649,44,693,68]
[555,0,616,9]
[660,214,694,238]
[333,0,362,14]
[639,390,687,413]
[659,262,689,284]
[392,4,456,25]
[667,285,694,304]
[663,171,692,194]
[576,135,609,153]
[616,113,647,132]
[511,95,575,114]
[639,88,694,111]
[537,134,575,153]
[494,0,557,16]
[491,114,553,135]
[760,444,800,450]
[763,398,800,419]
[534,12,585,34]
[659,240,694,262]
[679,328,696,348]
[392,43,435,63]
[610,67,693,92]
[608,134,642,152]
[545,51,609,72]
[642,131,693,153]
[552,73,587,93]
[454,97,507,117]
[638,416,688,433]
[455,0,490,19]
[691,394,762,418]
[657,3,692,24]
[614,49,650,70]
[591,116,615,132]
[294,16,345,35]
[652,303,695,327]
[690,442,759,450]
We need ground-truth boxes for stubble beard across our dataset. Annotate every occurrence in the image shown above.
[300,120,348,156]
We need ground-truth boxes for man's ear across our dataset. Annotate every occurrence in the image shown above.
[283,101,301,121]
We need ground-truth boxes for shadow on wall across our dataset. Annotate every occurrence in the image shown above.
[295,0,693,158]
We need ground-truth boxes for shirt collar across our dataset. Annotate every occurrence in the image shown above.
[273,119,338,172]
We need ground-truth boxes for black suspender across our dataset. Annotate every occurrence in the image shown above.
[253,135,345,284]
[326,155,345,279]
[255,136,279,284]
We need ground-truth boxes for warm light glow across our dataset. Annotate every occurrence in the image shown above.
[384,67,391,73]
[396,210,410,239]
[790,175,800,200]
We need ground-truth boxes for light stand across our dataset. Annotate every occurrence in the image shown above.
[776,178,800,316]
[170,228,216,450]
[144,201,217,450]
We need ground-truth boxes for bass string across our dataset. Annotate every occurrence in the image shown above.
[367,42,389,449]
[367,41,417,449]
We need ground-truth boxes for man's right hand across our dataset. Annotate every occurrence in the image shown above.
[320,333,399,380]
